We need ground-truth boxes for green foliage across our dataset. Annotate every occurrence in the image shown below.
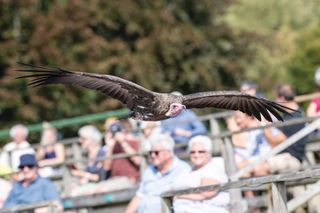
[0,0,253,128]
[288,26,320,94]
[224,0,320,94]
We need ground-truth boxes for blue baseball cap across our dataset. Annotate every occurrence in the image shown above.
[18,154,38,169]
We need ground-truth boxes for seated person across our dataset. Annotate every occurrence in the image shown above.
[226,111,275,164]
[37,122,65,177]
[173,135,229,213]
[3,154,63,212]
[70,125,106,196]
[102,119,141,186]
[161,92,207,151]
[125,134,191,213]
[248,84,307,203]
[1,124,35,181]
[68,125,106,196]
[253,84,307,176]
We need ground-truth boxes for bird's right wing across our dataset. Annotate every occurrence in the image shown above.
[182,91,296,122]
[16,63,156,108]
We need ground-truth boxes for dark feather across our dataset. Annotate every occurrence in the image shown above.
[16,63,297,122]
[182,91,298,122]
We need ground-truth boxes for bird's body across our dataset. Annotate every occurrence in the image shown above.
[16,63,296,122]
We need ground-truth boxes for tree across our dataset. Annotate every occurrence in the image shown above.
[288,26,320,95]
[224,0,320,93]
[0,0,253,128]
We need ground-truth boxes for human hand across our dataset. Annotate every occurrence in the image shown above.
[105,137,117,148]
[114,131,126,142]
[174,128,192,137]
[71,168,83,177]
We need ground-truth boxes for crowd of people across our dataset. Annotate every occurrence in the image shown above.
[1,78,320,212]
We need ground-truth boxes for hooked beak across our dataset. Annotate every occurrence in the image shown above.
[165,104,186,117]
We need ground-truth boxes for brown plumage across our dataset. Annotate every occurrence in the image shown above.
[16,62,295,122]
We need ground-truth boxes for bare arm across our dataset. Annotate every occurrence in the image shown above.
[116,133,141,166]
[71,169,99,182]
[307,102,319,117]
[38,144,65,167]
[263,128,287,147]
[103,132,116,171]
[225,116,247,148]
[125,196,141,213]
[175,178,219,201]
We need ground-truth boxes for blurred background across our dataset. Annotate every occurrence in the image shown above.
[1,0,320,141]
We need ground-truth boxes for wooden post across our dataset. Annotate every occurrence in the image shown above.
[161,197,173,213]
[209,117,222,153]
[222,137,248,213]
[272,182,287,213]
[287,180,320,212]
[72,139,84,169]
[48,201,57,213]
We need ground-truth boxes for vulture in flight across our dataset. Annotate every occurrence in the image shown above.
[16,63,295,122]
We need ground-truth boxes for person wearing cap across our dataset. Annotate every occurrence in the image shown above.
[125,134,191,213]
[172,135,229,213]
[3,154,62,211]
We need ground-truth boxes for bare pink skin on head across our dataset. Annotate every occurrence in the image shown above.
[165,103,186,117]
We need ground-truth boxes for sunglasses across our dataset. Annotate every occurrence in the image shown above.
[19,165,36,170]
[148,150,166,156]
[190,150,206,154]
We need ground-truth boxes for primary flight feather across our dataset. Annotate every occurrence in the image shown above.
[16,62,294,122]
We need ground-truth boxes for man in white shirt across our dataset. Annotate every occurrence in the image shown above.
[1,124,35,178]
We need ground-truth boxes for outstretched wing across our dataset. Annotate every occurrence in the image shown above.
[16,62,156,108]
[182,91,296,122]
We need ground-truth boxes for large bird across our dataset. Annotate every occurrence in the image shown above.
[16,62,295,122]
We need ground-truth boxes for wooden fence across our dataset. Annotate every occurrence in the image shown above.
[0,200,60,213]
[2,112,320,212]
[161,116,320,213]
[161,169,320,213]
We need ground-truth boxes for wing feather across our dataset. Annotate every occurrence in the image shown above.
[16,63,155,107]
[182,91,297,122]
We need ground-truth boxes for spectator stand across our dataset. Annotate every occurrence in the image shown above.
[161,115,320,213]
[0,200,60,213]
[2,92,320,212]
[0,115,319,213]
[59,115,320,212]
[161,169,320,213]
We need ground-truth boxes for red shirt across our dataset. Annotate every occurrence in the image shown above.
[312,98,320,112]
[110,138,140,183]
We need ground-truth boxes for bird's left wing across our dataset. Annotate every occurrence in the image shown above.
[16,62,156,108]
[182,91,295,122]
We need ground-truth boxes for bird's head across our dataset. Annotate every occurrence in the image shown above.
[165,103,186,117]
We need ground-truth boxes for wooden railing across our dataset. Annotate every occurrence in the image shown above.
[0,200,60,213]
[2,112,320,212]
[161,169,320,213]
